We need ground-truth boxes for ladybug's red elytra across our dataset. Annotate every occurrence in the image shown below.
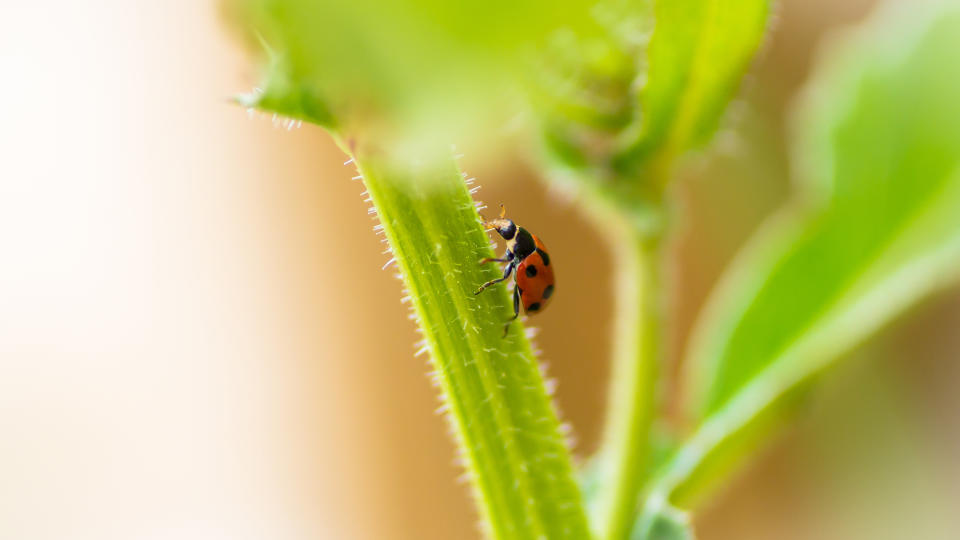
[474,205,555,336]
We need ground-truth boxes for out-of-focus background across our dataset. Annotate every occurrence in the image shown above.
[2,1,959,539]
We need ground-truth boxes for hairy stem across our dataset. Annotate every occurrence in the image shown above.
[347,143,592,539]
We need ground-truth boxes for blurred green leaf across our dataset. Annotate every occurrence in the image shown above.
[225,0,606,148]
[657,0,960,507]
[611,0,770,179]
[534,0,656,214]
[235,37,336,129]
[351,148,591,539]
[538,0,769,218]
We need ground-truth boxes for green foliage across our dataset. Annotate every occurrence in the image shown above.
[537,1,770,539]
[659,0,960,507]
[540,0,770,212]
[353,148,591,538]
[226,0,960,538]
[612,0,770,176]
[226,0,605,150]
[235,37,336,129]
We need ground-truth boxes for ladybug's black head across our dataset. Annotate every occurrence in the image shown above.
[487,218,516,240]
[482,204,517,240]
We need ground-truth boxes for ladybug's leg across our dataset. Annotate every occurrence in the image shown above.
[479,249,513,265]
[474,261,515,295]
[503,286,521,337]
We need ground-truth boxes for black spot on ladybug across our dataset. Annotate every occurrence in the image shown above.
[543,285,554,299]
[525,265,538,277]
[527,302,541,312]
[536,249,550,266]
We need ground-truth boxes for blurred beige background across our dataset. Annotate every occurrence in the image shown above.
[2,1,958,539]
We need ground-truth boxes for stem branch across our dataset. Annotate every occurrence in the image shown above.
[594,217,665,540]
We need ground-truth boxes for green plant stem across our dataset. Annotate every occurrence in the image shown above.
[346,144,591,540]
[594,219,664,540]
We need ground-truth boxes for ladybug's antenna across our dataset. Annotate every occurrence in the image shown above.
[481,204,508,230]
[482,204,508,230]
[481,203,516,240]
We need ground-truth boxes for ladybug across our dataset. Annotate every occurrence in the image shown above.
[474,205,555,336]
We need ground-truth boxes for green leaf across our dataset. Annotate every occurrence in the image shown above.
[658,0,960,507]
[612,0,770,176]
[234,36,336,130]
[225,0,606,149]
[348,146,591,539]
[536,0,770,217]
